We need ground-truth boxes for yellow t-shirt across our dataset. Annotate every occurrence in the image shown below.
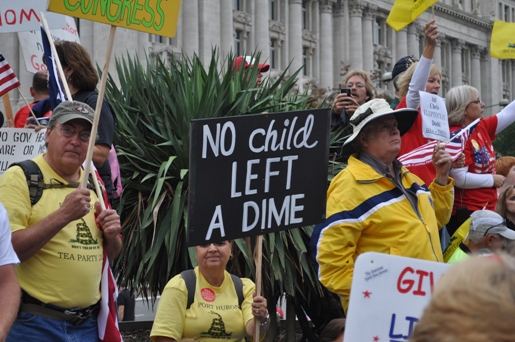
[0,155,103,308]
[150,267,255,342]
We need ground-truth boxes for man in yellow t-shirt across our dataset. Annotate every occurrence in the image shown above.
[0,101,122,342]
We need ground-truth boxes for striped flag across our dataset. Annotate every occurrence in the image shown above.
[0,53,21,97]
[92,167,122,342]
[398,119,479,167]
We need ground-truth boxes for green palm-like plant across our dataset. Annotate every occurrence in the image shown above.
[105,50,344,340]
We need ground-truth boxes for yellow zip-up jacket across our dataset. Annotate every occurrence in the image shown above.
[311,155,454,311]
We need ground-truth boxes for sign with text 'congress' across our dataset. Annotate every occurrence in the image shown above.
[0,0,66,33]
[47,0,181,38]
[345,253,450,342]
[0,128,47,174]
[187,109,330,247]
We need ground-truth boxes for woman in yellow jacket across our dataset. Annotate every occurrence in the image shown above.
[311,99,454,313]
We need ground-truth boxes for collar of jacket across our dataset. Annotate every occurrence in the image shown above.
[346,154,409,183]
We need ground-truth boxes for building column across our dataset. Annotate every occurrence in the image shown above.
[199,0,221,65]
[434,33,443,68]
[362,3,377,74]
[470,46,481,92]
[395,28,408,61]
[451,39,464,87]
[181,0,199,58]
[288,0,303,73]
[220,0,234,58]
[319,0,334,88]
[407,24,418,57]
[333,1,345,85]
[254,0,270,62]
[348,0,365,70]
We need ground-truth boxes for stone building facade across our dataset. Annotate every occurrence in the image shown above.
[1,0,514,116]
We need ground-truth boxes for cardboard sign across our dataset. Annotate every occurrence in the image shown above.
[345,252,450,342]
[419,91,450,141]
[0,128,47,174]
[17,16,80,74]
[0,0,65,33]
[47,0,182,38]
[187,109,330,246]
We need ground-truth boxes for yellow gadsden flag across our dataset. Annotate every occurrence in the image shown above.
[387,0,439,32]
[490,20,515,59]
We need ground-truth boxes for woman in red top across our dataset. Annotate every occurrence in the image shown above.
[446,85,515,235]
[395,20,442,186]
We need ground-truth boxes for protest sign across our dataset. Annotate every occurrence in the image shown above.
[0,128,46,174]
[345,252,450,342]
[0,0,65,33]
[187,109,330,247]
[419,91,449,141]
[17,16,80,73]
[47,0,182,38]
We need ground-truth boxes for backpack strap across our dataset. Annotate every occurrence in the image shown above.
[230,274,244,309]
[181,270,196,310]
[181,270,244,309]
[9,160,96,206]
[9,160,44,206]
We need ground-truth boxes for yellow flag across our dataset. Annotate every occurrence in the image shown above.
[443,218,471,263]
[490,20,515,59]
[387,0,439,32]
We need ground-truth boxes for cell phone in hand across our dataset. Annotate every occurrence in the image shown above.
[340,88,351,96]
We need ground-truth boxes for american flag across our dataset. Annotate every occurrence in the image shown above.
[0,53,21,97]
[398,119,480,167]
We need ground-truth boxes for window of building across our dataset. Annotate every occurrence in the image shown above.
[374,18,383,45]
[270,39,277,69]
[302,1,308,30]
[270,0,277,20]
[505,5,510,21]
[234,30,242,56]
[235,0,243,11]
[150,35,165,44]
[303,47,308,76]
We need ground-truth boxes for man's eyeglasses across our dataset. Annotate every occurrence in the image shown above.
[59,126,91,142]
[346,83,364,89]
[483,222,504,236]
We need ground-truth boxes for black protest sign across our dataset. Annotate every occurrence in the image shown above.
[187,109,330,246]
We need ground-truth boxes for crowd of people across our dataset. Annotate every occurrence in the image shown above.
[1,17,515,342]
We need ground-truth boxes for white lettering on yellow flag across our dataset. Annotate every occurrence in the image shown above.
[0,128,47,174]
[386,0,438,32]
[47,0,181,38]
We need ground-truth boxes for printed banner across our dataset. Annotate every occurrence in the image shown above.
[345,252,450,342]
[17,16,80,74]
[0,0,66,33]
[0,128,47,174]
[187,109,331,246]
[47,0,182,38]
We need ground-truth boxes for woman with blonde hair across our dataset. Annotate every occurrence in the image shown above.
[395,19,444,186]
[445,84,515,235]
[410,254,515,342]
